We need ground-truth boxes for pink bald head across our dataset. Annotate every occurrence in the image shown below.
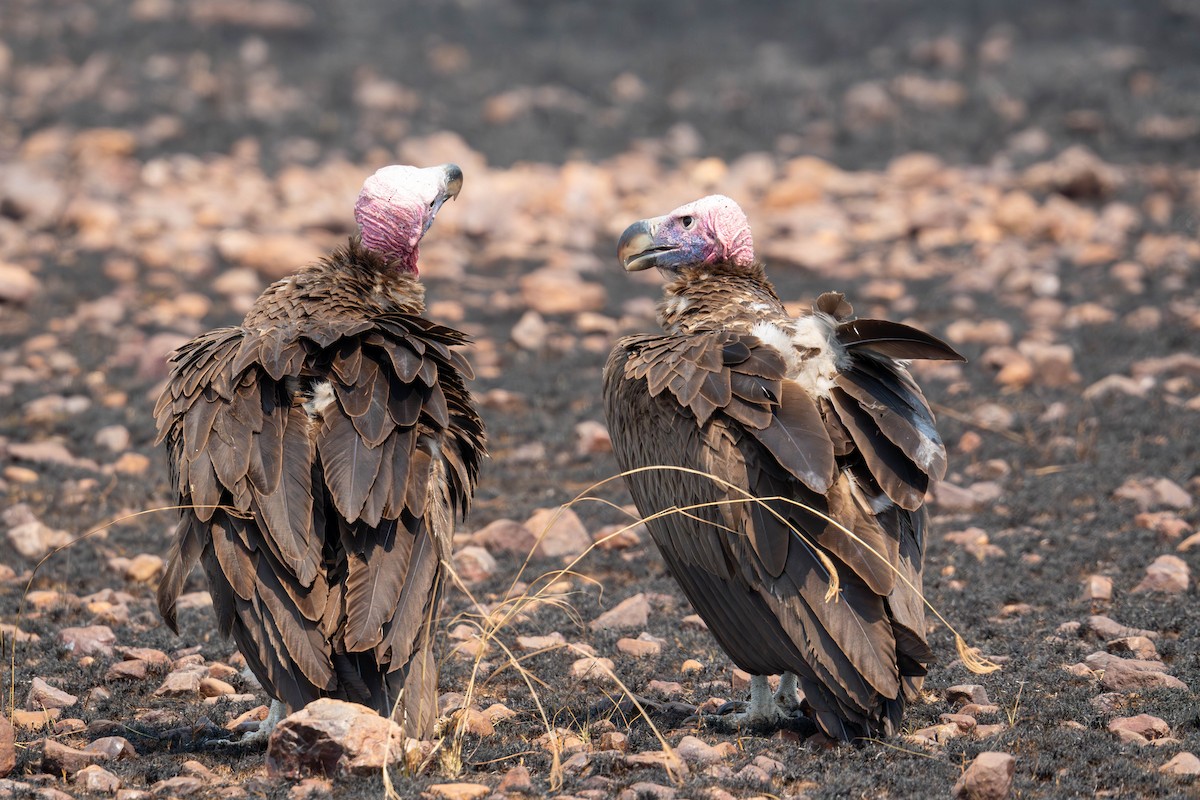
[617,194,755,274]
[354,163,463,273]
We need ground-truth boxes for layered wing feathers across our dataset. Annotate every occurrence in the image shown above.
[156,299,484,737]
[604,312,960,740]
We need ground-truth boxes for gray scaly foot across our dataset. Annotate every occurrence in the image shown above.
[220,699,285,746]
[702,675,788,731]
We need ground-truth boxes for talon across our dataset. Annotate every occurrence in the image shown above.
[773,672,805,714]
[215,699,285,747]
[713,700,749,716]
[699,675,791,732]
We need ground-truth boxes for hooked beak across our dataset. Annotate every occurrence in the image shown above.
[424,163,464,234]
[443,163,463,202]
[617,216,674,271]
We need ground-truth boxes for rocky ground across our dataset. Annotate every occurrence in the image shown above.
[2,1,1200,798]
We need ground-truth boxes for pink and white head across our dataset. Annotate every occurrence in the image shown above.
[617,194,755,274]
[354,163,463,273]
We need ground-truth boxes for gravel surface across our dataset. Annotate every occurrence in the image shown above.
[1,2,1199,798]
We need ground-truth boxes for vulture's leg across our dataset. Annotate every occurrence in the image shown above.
[773,672,804,715]
[744,675,785,725]
[220,699,286,746]
[702,675,787,730]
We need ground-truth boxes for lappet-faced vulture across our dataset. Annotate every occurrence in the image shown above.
[602,195,964,741]
[155,163,485,740]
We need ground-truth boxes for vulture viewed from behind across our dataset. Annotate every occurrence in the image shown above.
[602,195,965,741]
[155,163,485,740]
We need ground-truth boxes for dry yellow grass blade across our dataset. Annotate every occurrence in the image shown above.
[563,465,1001,675]
[8,459,997,800]
[562,641,687,783]
[418,461,997,795]
[439,528,693,789]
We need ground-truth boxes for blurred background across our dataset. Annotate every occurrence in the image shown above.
[4,0,1200,171]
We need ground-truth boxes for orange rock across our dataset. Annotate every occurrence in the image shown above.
[1083,575,1113,603]
[0,263,40,303]
[124,553,164,582]
[570,656,615,682]
[616,636,661,658]
[516,632,565,652]
[1108,713,1170,744]
[198,677,236,697]
[26,678,77,710]
[471,519,537,555]
[1132,555,1190,594]
[0,715,12,777]
[952,751,1015,799]
[452,546,497,584]
[266,699,425,778]
[1160,752,1200,776]
[525,507,591,559]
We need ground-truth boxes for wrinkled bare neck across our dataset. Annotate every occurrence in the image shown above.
[657,262,787,335]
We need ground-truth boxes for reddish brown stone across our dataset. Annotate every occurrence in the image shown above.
[1160,752,1200,776]
[1108,714,1170,744]
[674,735,736,766]
[946,684,991,706]
[525,507,591,559]
[42,740,108,776]
[953,751,1015,799]
[427,783,490,800]
[56,626,116,658]
[1132,554,1189,594]
[266,699,424,778]
[1101,661,1187,692]
[470,519,537,555]
[590,593,651,631]
[498,764,533,794]
[0,715,13,778]
[26,678,77,710]
[452,545,496,584]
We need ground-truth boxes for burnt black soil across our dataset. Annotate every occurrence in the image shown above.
[3,1,1200,799]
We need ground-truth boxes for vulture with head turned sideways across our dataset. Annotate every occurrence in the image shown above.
[602,195,964,741]
[155,163,484,740]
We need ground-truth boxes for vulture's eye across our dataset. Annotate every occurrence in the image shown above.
[681,215,695,229]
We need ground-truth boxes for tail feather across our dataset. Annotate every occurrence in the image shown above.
[157,515,205,633]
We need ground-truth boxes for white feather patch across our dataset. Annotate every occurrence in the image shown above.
[751,314,846,399]
[750,320,795,360]
[303,380,335,418]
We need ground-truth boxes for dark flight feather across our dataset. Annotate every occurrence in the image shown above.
[749,379,836,494]
[829,386,928,511]
[211,515,257,602]
[342,521,413,653]
[317,409,384,524]
[157,515,205,633]
[256,556,336,689]
[835,364,947,481]
[837,318,965,362]
[379,521,440,664]
[254,406,319,583]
